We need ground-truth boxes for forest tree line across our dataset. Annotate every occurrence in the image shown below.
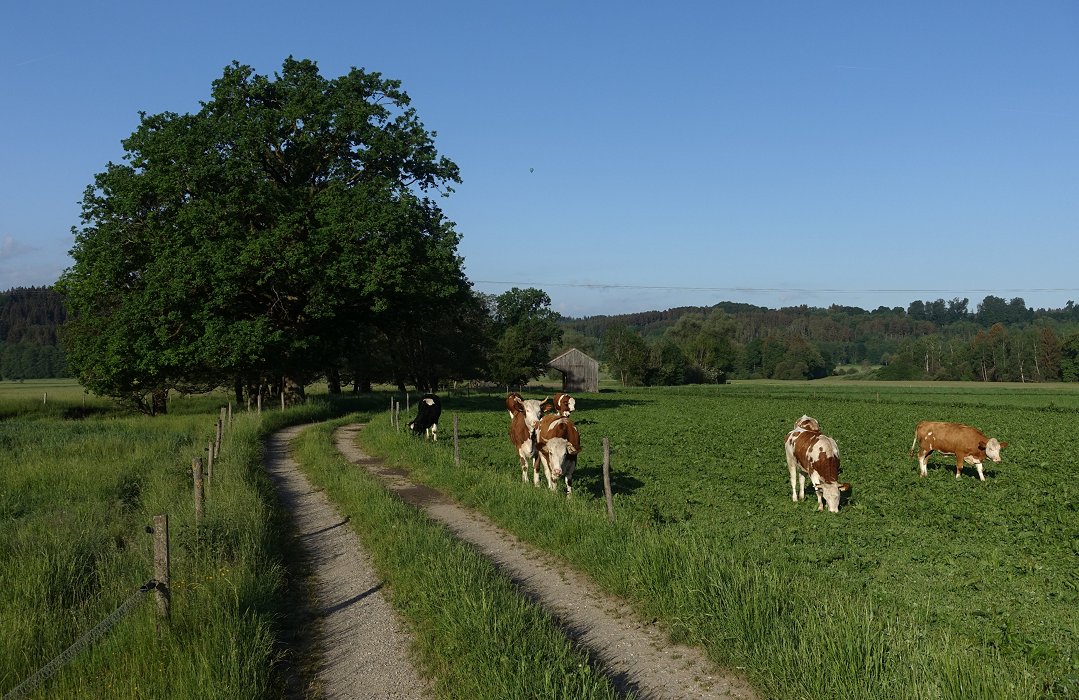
[10,281,1079,390]
[558,296,1079,385]
[0,286,69,380]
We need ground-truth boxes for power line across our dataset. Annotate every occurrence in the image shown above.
[471,280,1079,295]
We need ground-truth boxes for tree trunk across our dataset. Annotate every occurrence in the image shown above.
[151,388,168,416]
[282,376,306,406]
[234,377,244,405]
[326,367,342,395]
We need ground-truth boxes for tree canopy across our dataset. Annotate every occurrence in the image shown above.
[58,58,469,412]
[487,288,563,388]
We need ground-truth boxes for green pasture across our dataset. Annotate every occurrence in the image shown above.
[0,382,622,700]
[0,384,341,700]
[358,381,1079,698]
[3,378,1076,698]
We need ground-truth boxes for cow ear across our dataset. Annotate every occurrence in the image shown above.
[999,441,1008,449]
[567,444,578,455]
[839,482,852,492]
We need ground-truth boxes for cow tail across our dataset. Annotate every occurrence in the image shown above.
[908,435,917,457]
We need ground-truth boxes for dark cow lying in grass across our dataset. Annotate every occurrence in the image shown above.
[409,394,442,441]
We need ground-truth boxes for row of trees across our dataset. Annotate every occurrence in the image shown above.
[585,306,1079,386]
[600,309,834,385]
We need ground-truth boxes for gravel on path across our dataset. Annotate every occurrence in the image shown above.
[265,425,433,700]
[334,424,759,700]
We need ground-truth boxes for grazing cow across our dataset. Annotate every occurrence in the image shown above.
[508,406,539,484]
[408,394,442,441]
[505,392,546,431]
[784,415,851,513]
[910,421,1007,481]
[536,414,581,495]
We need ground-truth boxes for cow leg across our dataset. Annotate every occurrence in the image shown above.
[955,455,964,479]
[974,461,986,481]
[520,454,529,482]
[787,456,803,502]
[429,424,438,441]
[918,450,931,477]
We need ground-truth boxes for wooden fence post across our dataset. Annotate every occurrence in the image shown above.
[257,390,262,415]
[453,414,460,466]
[602,438,615,522]
[394,401,400,432]
[389,396,394,425]
[151,514,171,620]
[228,402,233,426]
[215,411,224,459]
[192,458,204,522]
[43,392,48,405]
[206,441,214,491]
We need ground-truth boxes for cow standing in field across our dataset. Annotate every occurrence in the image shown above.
[507,395,539,484]
[408,394,442,441]
[910,421,1007,481]
[784,415,851,513]
[544,392,576,417]
[536,413,581,496]
[506,392,546,431]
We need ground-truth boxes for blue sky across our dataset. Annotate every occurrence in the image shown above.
[1,1,1076,317]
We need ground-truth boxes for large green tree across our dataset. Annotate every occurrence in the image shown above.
[487,288,562,387]
[603,324,650,386]
[59,58,465,412]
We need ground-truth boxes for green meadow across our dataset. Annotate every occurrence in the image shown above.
[3,378,1076,698]
[357,380,1079,698]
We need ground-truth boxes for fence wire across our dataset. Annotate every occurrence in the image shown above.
[2,579,159,700]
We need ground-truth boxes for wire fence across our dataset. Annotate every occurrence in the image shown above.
[2,579,159,700]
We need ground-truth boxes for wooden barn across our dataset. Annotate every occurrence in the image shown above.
[548,348,599,393]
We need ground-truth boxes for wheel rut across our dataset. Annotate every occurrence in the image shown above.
[333,424,758,700]
[264,425,432,699]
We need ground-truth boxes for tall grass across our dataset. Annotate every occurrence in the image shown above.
[288,420,621,700]
[355,385,1077,699]
[0,388,349,699]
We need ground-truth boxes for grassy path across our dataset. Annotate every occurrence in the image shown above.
[332,424,758,700]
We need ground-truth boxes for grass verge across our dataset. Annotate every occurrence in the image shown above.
[288,417,622,700]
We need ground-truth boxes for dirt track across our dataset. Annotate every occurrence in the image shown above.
[264,422,758,698]
[264,425,432,699]
[328,424,758,700]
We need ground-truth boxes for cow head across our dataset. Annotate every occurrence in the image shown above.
[984,438,1007,463]
[795,415,820,432]
[816,481,852,513]
[521,398,546,430]
[540,436,577,478]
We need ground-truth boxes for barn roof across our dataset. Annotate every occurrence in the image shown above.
[548,347,599,368]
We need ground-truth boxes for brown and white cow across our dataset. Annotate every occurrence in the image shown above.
[784,415,851,513]
[910,421,1006,481]
[508,405,539,485]
[544,392,576,417]
[536,413,581,495]
[505,392,546,431]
